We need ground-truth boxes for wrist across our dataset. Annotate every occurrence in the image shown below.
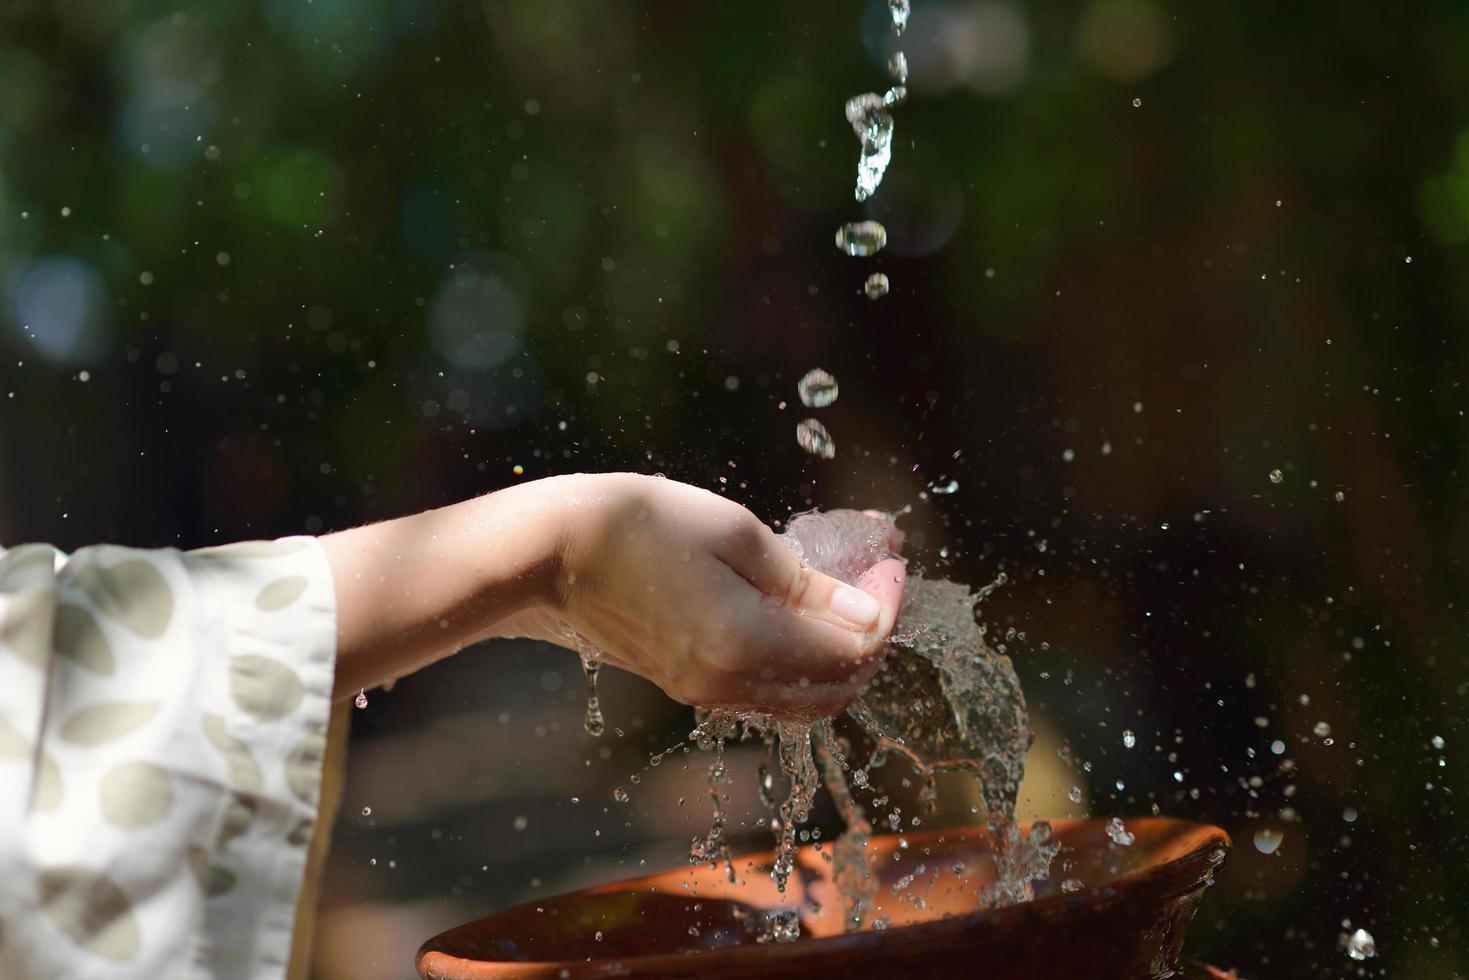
[531,472,641,617]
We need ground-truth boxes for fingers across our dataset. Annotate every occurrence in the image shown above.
[772,555,906,642]
[713,514,801,596]
[714,556,907,691]
[715,517,896,632]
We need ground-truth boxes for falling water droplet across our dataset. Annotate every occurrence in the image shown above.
[1105,817,1135,846]
[361,806,372,817]
[888,51,908,84]
[1067,786,1083,804]
[1131,97,1142,108]
[1252,828,1284,854]
[1121,730,1136,749]
[1346,927,1376,961]
[613,787,630,803]
[864,272,890,299]
[888,0,910,34]
[796,419,836,459]
[835,220,887,256]
[1269,468,1284,484]
[797,368,839,408]
[844,95,894,202]
[354,689,368,709]
[1313,720,1332,738]
[1431,735,1445,750]
[582,654,605,737]
[1334,490,1346,502]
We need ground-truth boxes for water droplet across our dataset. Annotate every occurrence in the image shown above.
[1334,490,1346,502]
[613,786,630,803]
[844,93,895,202]
[797,368,839,408]
[1121,730,1136,749]
[835,220,887,256]
[887,51,908,84]
[864,272,890,299]
[1346,927,1376,961]
[1067,786,1083,804]
[354,689,368,709]
[1252,828,1284,854]
[796,418,836,459]
[1431,735,1446,750]
[581,654,605,736]
[1060,878,1084,893]
[1269,468,1284,484]
[361,806,372,817]
[888,0,910,34]
[513,814,528,830]
[1132,97,1142,108]
[1105,817,1135,846]
[1313,721,1332,738]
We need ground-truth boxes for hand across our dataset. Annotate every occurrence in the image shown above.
[496,474,906,719]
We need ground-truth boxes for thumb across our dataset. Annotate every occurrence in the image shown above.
[853,558,906,649]
[786,557,906,642]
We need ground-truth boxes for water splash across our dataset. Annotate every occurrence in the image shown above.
[682,511,1056,940]
[688,712,740,883]
[815,726,878,929]
[846,570,1058,906]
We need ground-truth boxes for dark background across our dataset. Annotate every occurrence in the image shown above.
[2,0,1464,976]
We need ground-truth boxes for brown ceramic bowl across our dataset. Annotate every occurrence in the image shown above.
[417,817,1230,980]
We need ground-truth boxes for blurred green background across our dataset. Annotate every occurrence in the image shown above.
[2,0,1465,976]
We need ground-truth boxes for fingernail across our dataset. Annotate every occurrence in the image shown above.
[831,585,881,627]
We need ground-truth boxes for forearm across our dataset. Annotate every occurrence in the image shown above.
[320,477,582,699]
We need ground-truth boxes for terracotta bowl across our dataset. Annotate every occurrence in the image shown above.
[417,817,1230,980]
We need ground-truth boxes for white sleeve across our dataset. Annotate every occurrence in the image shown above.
[0,536,338,980]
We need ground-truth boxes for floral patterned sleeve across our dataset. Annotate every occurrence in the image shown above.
[0,537,338,980]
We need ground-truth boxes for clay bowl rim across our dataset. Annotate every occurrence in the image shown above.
[416,817,1231,979]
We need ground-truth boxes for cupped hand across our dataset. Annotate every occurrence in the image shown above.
[496,474,906,719]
